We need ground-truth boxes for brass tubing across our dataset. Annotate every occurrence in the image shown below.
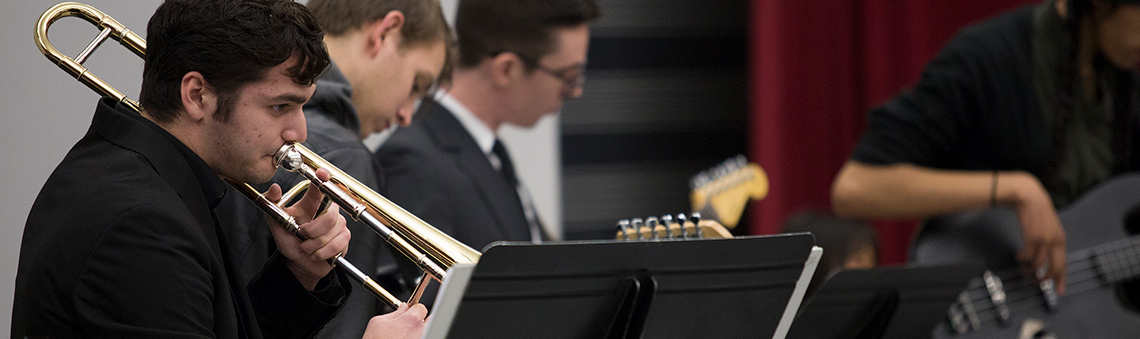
[226,180,403,309]
[283,143,481,269]
[277,145,449,281]
[35,2,144,111]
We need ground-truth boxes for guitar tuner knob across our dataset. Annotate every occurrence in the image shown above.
[645,217,660,240]
[616,220,631,240]
[660,215,675,238]
[691,213,703,238]
[676,213,688,238]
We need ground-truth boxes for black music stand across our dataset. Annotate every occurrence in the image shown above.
[786,263,983,339]
[430,233,816,339]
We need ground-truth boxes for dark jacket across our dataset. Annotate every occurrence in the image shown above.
[13,98,346,338]
[376,98,533,252]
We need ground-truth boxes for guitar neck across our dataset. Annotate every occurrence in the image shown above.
[1088,235,1140,285]
[689,156,768,229]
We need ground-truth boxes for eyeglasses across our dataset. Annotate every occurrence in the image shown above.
[533,62,587,94]
[489,51,587,98]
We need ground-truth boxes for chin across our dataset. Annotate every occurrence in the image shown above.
[239,166,278,184]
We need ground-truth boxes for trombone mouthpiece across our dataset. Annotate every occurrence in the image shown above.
[275,144,303,172]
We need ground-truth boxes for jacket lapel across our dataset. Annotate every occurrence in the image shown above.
[418,100,532,241]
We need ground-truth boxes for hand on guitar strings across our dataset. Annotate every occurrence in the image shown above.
[1006,173,1067,295]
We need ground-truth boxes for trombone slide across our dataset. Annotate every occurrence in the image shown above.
[227,180,404,309]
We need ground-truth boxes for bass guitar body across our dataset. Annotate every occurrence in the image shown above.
[912,174,1140,338]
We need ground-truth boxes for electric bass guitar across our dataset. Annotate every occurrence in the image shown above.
[912,174,1140,338]
[689,155,769,229]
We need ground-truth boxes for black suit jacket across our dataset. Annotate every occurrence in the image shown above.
[13,98,345,338]
[376,98,533,252]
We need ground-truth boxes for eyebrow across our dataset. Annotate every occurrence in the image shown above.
[271,93,310,104]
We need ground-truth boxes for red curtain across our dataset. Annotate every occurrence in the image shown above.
[747,0,1037,264]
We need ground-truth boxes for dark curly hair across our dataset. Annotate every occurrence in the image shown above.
[139,0,330,123]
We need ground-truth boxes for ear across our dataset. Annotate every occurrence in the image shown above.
[180,71,216,122]
[366,11,406,56]
[488,52,524,87]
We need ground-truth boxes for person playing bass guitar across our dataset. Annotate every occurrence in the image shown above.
[832,0,1140,296]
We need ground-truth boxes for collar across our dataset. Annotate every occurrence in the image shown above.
[304,62,361,134]
[435,90,497,154]
[165,125,229,209]
[94,98,228,208]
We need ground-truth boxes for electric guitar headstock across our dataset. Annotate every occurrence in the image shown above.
[614,213,733,240]
[689,155,769,229]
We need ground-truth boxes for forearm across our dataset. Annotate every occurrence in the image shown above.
[831,161,1043,219]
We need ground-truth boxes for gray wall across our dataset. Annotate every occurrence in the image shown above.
[2,1,159,332]
[1,0,562,333]
[559,0,748,239]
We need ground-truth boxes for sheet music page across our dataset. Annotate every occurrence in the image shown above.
[773,246,823,339]
[422,263,478,339]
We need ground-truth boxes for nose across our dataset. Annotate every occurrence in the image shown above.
[569,85,585,99]
[281,110,307,142]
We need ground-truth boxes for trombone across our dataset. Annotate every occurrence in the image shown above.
[35,2,480,309]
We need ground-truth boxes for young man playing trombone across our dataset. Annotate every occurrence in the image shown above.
[214,0,449,337]
[13,0,424,338]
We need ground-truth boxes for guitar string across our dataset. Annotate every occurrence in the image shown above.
[955,268,1107,327]
[960,255,1093,305]
[959,236,1139,305]
[952,237,1140,326]
[961,256,1109,308]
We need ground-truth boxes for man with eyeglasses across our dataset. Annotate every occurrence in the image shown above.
[375,0,599,288]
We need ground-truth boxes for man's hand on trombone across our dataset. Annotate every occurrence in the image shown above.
[364,303,429,339]
[264,168,352,290]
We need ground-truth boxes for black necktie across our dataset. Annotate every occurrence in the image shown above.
[491,140,543,242]
[491,140,518,187]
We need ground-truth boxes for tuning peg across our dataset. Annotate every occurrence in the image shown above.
[677,213,688,238]
[721,158,736,171]
[690,174,709,190]
[631,218,644,240]
[713,165,727,179]
[660,214,675,238]
[617,219,631,240]
[646,217,660,240]
[691,212,703,238]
